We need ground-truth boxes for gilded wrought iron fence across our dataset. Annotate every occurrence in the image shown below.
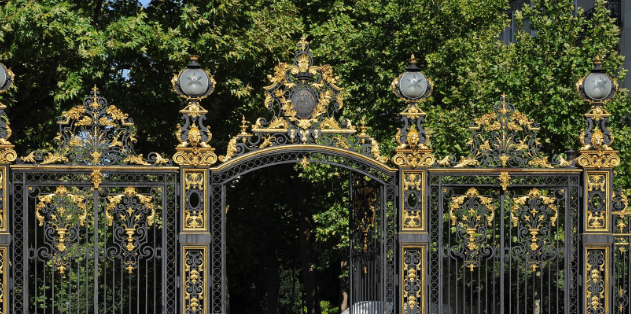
[0,38,627,314]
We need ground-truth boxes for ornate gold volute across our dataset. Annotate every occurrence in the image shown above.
[391,55,435,168]
[575,56,620,169]
[172,55,218,166]
[0,62,16,163]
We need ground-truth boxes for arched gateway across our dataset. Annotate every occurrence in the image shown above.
[0,39,627,314]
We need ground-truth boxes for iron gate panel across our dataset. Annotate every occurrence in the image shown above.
[10,169,178,314]
[428,173,580,314]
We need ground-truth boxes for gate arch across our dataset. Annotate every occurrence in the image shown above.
[208,147,398,314]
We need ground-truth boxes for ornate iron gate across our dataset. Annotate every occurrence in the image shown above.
[3,88,179,313]
[11,168,178,313]
[0,38,628,314]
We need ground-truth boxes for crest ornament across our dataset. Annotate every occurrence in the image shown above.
[217,37,389,165]
[18,86,152,166]
[438,94,555,169]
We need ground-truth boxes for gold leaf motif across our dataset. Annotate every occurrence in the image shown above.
[259,135,275,149]
[106,105,130,121]
[498,172,511,191]
[75,116,92,126]
[122,154,150,166]
[268,116,290,129]
[218,137,238,163]
[319,117,341,130]
[576,150,620,168]
[20,152,35,162]
[333,136,350,149]
[98,117,116,127]
[454,156,479,168]
[153,154,169,165]
[174,148,218,166]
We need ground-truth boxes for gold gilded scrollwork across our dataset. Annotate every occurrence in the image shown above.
[402,172,424,230]
[576,150,620,169]
[511,188,558,270]
[89,169,104,191]
[174,148,218,166]
[36,186,88,273]
[183,171,206,230]
[173,96,218,166]
[183,247,207,314]
[402,246,425,314]
[498,172,510,191]
[21,86,150,166]
[585,172,609,231]
[106,186,154,273]
[585,248,609,314]
[455,95,553,168]
[449,187,494,271]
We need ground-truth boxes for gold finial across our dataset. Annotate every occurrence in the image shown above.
[593,55,602,65]
[407,54,419,63]
[359,116,368,136]
[240,115,249,134]
[189,55,200,61]
[90,85,100,109]
[298,36,309,51]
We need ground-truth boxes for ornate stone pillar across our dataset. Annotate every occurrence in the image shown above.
[171,56,217,314]
[391,55,435,314]
[575,56,621,314]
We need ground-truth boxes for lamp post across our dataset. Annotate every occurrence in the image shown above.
[0,62,16,163]
[390,54,435,168]
[171,55,218,166]
[575,55,621,314]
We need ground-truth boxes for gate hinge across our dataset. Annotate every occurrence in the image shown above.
[579,188,582,197]
[177,276,180,288]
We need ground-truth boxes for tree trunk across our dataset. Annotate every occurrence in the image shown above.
[339,260,349,313]
[282,169,320,314]
[266,266,280,314]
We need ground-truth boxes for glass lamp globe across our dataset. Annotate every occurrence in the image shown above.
[399,72,427,99]
[180,69,210,97]
[584,72,612,100]
[0,65,7,90]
